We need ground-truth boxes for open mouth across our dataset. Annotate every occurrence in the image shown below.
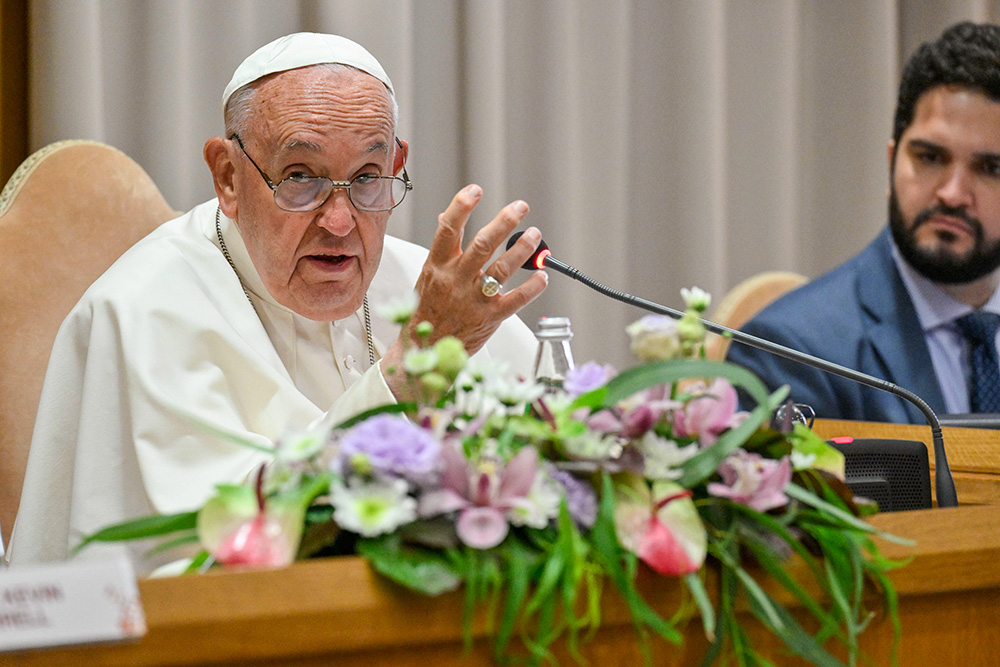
[309,253,351,266]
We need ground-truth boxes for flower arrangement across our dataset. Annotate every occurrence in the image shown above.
[80,288,905,666]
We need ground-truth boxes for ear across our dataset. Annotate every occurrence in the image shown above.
[393,138,409,176]
[204,136,239,219]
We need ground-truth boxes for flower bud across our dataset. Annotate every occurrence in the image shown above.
[432,336,469,381]
[420,372,450,400]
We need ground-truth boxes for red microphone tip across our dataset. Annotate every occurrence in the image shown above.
[534,248,551,269]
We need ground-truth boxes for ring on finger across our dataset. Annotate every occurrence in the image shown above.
[481,274,502,297]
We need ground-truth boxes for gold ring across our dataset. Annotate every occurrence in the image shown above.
[481,275,502,297]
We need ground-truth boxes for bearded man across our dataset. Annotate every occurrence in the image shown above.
[9,33,547,570]
[727,22,1000,423]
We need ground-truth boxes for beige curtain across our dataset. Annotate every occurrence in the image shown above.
[28,0,1000,367]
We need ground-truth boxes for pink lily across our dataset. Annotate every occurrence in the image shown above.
[708,449,792,512]
[673,378,741,445]
[419,444,539,549]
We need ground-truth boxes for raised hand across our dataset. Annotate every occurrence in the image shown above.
[380,184,548,398]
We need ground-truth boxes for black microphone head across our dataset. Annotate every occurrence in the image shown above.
[507,231,551,270]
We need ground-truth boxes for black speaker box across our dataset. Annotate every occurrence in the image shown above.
[827,438,932,512]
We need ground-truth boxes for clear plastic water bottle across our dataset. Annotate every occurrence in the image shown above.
[533,317,575,389]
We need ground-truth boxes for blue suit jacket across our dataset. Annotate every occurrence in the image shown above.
[725,229,945,424]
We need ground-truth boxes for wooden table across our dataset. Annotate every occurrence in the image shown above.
[5,502,998,666]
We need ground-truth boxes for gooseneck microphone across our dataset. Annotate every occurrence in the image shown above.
[508,232,959,508]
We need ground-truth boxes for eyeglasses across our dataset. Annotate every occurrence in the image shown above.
[230,134,413,213]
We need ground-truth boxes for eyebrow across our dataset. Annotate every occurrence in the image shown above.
[280,138,390,156]
[904,138,947,153]
[906,138,1000,163]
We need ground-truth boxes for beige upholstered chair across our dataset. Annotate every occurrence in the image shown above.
[705,271,809,361]
[0,140,178,548]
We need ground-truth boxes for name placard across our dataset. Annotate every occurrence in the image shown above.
[0,556,145,652]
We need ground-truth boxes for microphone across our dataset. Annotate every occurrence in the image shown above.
[508,232,959,508]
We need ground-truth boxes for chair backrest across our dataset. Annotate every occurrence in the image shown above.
[0,140,178,547]
[704,271,808,360]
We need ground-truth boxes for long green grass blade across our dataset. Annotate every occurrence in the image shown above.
[73,511,198,553]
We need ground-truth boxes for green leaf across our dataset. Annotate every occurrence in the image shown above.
[574,359,774,414]
[183,550,214,573]
[333,401,419,429]
[741,533,837,638]
[744,587,848,667]
[494,539,533,660]
[590,475,681,645]
[675,391,782,488]
[683,572,716,642]
[785,484,914,545]
[357,534,462,595]
[73,511,199,553]
[145,531,201,556]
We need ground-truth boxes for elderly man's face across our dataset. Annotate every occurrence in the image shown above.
[233,66,396,320]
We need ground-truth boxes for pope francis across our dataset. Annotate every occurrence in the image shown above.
[8,33,547,572]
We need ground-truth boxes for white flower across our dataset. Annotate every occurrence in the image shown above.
[453,358,543,416]
[507,471,562,529]
[330,478,417,537]
[453,382,503,417]
[276,428,327,462]
[563,429,625,461]
[377,292,419,324]
[626,315,681,362]
[681,286,712,313]
[640,432,699,480]
[459,358,511,384]
[485,375,546,408]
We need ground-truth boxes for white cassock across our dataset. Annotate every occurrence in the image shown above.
[8,200,537,572]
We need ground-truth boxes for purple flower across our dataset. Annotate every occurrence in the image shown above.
[564,362,618,396]
[338,414,441,483]
[549,468,598,529]
[707,449,792,512]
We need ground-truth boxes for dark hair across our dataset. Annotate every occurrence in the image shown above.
[893,22,1000,144]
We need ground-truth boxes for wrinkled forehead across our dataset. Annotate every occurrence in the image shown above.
[248,66,396,154]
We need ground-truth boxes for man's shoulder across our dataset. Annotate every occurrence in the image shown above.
[742,232,892,331]
[78,202,224,308]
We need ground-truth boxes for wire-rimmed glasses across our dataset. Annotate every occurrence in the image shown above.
[230,134,412,213]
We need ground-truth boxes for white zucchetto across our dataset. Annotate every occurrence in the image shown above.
[222,32,393,111]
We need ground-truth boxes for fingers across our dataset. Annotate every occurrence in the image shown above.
[459,200,530,273]
[486,226,542,284]
[413,186,548,356]
[494,270,548,313]
[426,184,482,264]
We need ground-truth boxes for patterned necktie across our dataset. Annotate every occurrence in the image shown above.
[956,311,1000,413]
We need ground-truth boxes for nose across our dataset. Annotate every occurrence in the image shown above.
[314,188,356,236]
[936,165,975,209]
